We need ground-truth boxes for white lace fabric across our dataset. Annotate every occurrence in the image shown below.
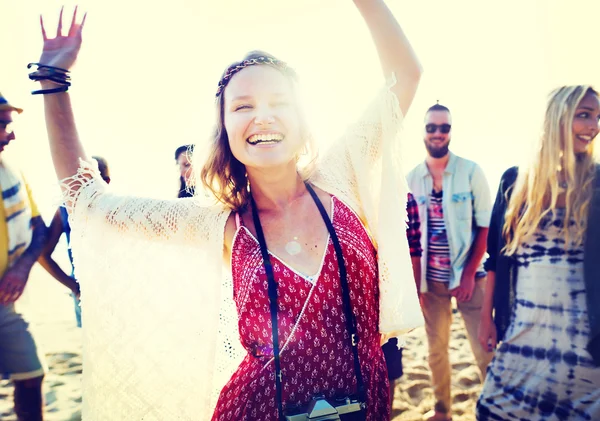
[63,78,423,421]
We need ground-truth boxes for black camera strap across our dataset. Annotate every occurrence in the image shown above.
[250,182,366,421]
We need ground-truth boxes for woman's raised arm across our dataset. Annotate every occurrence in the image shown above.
[32,8,231,249]
[36,7,89,182]
[354,0,422,115]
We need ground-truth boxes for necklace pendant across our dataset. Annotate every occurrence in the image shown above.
[285,240,302,256]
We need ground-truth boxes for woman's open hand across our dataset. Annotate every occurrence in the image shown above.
[39,6,86,71]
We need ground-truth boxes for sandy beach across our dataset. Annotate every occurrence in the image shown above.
[392,319,481,421]
[0,266,481,421]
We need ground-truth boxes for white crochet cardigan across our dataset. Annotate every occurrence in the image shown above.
[64,79,423,420]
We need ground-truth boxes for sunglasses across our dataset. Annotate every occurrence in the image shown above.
[425,123,451,134]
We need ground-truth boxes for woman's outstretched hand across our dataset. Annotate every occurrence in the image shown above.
[39,6,86,71]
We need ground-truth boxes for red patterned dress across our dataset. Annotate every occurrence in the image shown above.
[212,196,389,420]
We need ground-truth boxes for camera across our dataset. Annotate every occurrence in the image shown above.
[284,395,365,421]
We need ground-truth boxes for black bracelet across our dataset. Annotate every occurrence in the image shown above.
[47,76,71,86]
[27,62,70,74]
[28,62,71,95]
[31,85,69,95]
[28,72,71,84]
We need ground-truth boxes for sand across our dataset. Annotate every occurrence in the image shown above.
[0,266,482,421]
[392,315,481,421]
[0,266,82,421]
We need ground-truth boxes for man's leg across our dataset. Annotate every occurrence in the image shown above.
[14,376,44,421]
[0,303,45,421]
[421,282,453,418]
[457,276,494,380]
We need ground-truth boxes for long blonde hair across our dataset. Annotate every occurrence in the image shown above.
[503,85,598,254]
[199,51,318,211]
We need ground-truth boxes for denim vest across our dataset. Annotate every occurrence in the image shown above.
[406,152,492,292]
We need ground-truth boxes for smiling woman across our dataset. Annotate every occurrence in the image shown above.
[201,51,316,211]
[477,86,600,421]
[32,2,423,420]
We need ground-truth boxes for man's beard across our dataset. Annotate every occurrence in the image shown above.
[424,139,450,159]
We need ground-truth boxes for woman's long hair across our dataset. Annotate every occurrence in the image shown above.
[199,50,317,212]
[503,86,598,254]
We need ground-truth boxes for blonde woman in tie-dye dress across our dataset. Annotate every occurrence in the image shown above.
[477,86,600,421]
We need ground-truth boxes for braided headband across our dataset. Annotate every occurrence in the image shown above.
[215,56,296,98]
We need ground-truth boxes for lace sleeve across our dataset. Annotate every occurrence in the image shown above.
[311,77,423,336]
[60,160,233,420]
[61,159,226,245]
[311,74,406,241]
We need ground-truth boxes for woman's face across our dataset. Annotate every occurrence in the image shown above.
[223,65,303,173]
[572,92,600,155]
[177,152,194,186]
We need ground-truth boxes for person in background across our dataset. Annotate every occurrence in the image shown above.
[477,85,600,420]
[175,144,195,198]
[0,92,48,421]
[406,103,493,421]
[38,156,111,328]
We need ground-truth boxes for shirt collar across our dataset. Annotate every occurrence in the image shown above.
[418,151,457,177]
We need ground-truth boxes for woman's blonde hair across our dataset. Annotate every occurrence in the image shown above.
[199,50,318,211]
[503,85,598,254]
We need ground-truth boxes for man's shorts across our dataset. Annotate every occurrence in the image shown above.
[382,337,403,381]
[0,303,45,380]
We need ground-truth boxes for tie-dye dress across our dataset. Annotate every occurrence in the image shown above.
[211,196,389,420]
[477,209,600,420]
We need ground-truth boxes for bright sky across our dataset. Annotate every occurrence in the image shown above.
[2,0,600,221]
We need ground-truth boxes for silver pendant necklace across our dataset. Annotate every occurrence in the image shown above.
[285,236,302,256]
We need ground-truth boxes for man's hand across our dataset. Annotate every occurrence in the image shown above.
[450,269,476,302]
[0,262,31,304]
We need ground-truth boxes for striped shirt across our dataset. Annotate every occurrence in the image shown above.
[426,190,451,282]
[406,192,422,257]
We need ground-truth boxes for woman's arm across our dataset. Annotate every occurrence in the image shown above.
[314,1,422,184]
[478,168,518,350]
[354,0,422,115]
[37,208,80,294]
[37,8,89,182]
[34,9,226,247]
[478,270,497,351]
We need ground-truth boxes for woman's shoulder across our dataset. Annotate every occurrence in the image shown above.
[501,166,519,180]
[499,166,519,192]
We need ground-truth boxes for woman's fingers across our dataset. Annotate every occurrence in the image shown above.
[57,6,64,37]
[79,12,87,36]
[478,331,488,350]
[490,328,497,349]
[68,6,79,36]
[80,12,87,29]
[40,15,48,40]
[41,6,85,41]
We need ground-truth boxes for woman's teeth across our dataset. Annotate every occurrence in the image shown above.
[577,135,593,144]
[247,133,284,145]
